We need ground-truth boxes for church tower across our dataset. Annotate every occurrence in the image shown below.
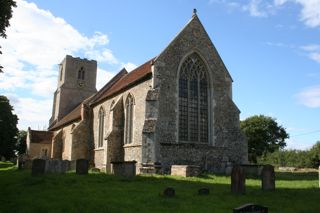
[49,55,97,127]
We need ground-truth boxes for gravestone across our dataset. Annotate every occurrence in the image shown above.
[45,159,69,174]
[198,188,210,195]
[76,159,89,175]
[233,203,268,213]
[31,159,46,176]
[163,187,175,197]
[111,161,136,177]
[231,165,245,194]
[261,165,275,191]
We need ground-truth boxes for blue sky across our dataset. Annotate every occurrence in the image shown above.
[0,0,319,150]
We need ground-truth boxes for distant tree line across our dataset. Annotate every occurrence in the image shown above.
[257,141,320,168]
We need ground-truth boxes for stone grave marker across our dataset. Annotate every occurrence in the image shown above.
[261,165,275,191]
[31,159,46,176]
[231,165,246,194]
[233,203,268,213]
[163,187,175,197]
[198,188,210,195]
[76,159,89,175]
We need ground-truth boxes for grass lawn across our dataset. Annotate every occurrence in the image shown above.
[0,162,319,213]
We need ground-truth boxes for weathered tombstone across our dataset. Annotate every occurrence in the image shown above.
[163,187,175,197]
[76,159,89,175]
[261,165,275,191]
[31,159,46,176]
[231,165,246,194]
[233,203,268,213]
[198,188,210,195]
[111,161,136,177]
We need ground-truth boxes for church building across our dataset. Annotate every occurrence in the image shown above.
[27,11,248,173]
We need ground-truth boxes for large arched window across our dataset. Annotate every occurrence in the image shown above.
[98,107,105,147]
[179,53,208,143]
[125,94,134,144]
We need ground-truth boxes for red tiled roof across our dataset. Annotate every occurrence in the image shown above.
[30,130,53,143]
[48,104,82,131]
[48,57,154,131]
[91,57,155,106]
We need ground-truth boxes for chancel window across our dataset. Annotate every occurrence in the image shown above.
[179,53,208,143]
[98,107,105,148]
[78,67,85,80]
[125,94,134,144]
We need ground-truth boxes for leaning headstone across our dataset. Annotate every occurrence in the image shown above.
[231,165,245,194]
[31,159,46,176]
[261,165,275,191]
[76,159,89,175]
[163,187,175,197]
[198,188,210,195]
[233,203,268,213]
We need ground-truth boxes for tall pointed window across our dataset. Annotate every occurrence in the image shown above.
[179,53,208,143]
[125,94,134,144]
[78,67,85,80]
[98,107,105,147]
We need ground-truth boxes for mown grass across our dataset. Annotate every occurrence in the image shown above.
[0,162,319,213]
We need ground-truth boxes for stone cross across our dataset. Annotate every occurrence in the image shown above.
[231,165,246,194]
[76,159,89,175]
[31,159,46,176]
[261,165,275,191]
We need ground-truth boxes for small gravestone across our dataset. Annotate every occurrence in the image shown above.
[76,159,89,175]
[233,203,268,213]
[231,165,246,194]
[31,159,46,176]
[261,165,275,191]
[163,187,175,197]
[198,188,210,195]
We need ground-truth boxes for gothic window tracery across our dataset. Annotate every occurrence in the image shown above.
[125,94,134,144]
[179,53,208,143]
[98,107,105,148]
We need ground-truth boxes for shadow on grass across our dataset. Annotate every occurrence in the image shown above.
[0,168,319,213]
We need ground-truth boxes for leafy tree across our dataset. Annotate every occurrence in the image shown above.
[309,141,320,168]
[0,95,18,160]
[240,115,289,163]
[0,0,17,73]
[16,130,27,155]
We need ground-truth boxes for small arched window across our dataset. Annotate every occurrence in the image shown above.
[98,107,105,147]
[178,53,208,143]
[125,94,134,144]
[78,67,85,80]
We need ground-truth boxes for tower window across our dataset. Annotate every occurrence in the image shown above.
[178,53,209,143]
[78,67,85,80]
[125,94,134,144]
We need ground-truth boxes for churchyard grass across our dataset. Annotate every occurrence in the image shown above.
[0,163,318,213]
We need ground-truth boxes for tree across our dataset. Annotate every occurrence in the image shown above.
[16,130,27,155]
[0,95,18,160]
[309,141,320,168]
[240,115,289,163]
[0,0,17,73]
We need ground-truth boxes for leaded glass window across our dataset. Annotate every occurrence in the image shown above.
[179,53,208,143]
[98,107,105,147]
[125,94,134,144]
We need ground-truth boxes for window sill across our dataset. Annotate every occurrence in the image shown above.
[94,147,104,151]
[123,144,142,148]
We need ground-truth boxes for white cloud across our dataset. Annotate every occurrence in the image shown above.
[122,62,137,72]
[296,85,320,108]
[300,44,320,63]
[242,0,268,17]
[96,68,116,90]
[0,0,122,130]
[295,0,320,28]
